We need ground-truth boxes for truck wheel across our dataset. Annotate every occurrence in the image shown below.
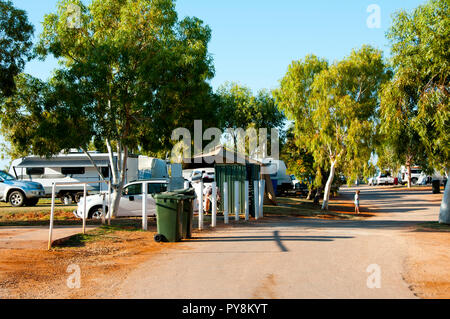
[60,194,74,205]
[88,206,108,220]
[9,191,25,207]
[154,234,166,243]
[412,178,418,185]
[25,198,39,206]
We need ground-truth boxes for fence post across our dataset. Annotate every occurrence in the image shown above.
[224,182,229,224]
[234,181,240,221]
[47,183,56,250]
[142,182,148,231]
[254,180,259,220]
[260,179,265,218]
[199,181,204,230]
[82,183,87,234]
[245,181,249,221]
[211,181,217,227]
[108,181,112,225]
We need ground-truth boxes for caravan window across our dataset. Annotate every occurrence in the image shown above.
[101,167,110,178]
[61,167,85,175]
[26,168,44,175]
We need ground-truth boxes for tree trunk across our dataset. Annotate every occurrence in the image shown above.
[321,160,336,210]
[439,170,449,224]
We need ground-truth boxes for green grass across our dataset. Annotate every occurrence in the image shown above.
[55,219,153,248]
[416,221,450,232]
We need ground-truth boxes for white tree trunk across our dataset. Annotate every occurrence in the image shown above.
[322,160,336,210]
[439,171,450,224]
[105,139,128,218]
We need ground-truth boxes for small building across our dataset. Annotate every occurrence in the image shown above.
[182,145,276,217]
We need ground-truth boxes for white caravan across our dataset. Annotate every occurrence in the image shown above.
[9,151,181,203]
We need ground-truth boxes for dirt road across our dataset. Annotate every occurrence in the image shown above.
[97,186,447,299]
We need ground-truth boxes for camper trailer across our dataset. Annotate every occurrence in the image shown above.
[9,151,183,204]
[9,151,138,203]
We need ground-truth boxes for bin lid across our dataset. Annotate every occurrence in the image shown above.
[154,192,185,201]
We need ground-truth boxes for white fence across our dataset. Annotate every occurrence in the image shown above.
[48,180,111,250]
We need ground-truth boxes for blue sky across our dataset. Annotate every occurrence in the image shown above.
[2,0,426,168]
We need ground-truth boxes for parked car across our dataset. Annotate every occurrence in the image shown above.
[73,179,168,219]
[0,170,45,207]
[376,172,395,185]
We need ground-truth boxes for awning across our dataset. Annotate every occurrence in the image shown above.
[15,159,110,168]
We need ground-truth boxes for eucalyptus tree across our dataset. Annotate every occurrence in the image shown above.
[275,47,390,210]
[384,0,449,222]
[1,0,216,217]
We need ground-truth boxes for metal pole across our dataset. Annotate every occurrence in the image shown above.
[199,181,204,230]
[82,183,87,234]
[254,180,259,220]
[224,182,229,224]
[211,181,217,227]
[47,183,56,250]
[245,181,249,221]
[234,181,240,221]
[107,181,112,225]
[260,179,265,218]
[142,182,148,231]
[101,191,106,225]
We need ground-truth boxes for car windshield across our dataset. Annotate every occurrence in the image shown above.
[0,171,15,180]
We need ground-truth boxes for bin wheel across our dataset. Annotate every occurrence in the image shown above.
[154,234,166,243]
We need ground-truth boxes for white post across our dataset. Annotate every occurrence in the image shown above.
[224,182,229,224]
[47,183,56,250]
[83,183,87,234]
[199,181,204,230]
[142,182,148,231]
[102,190,106,225]
[234,181,240,221]
[107,181,112,225]
[245,181,249,221]
[211,181,217,227]
[184,180,190,189]
[260,179,265,218]
[254,180,259,220]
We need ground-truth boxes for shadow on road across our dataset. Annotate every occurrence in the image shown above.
[188,230,354,252]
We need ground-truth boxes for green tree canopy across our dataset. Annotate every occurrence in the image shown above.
[275,46,390,209]
[384,0,449,222]
[1,0,217,216]
[0,0,34,97]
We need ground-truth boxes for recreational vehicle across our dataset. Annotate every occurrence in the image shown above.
[9,151,178,203]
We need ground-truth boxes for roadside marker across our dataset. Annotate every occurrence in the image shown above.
[142,182,148,231]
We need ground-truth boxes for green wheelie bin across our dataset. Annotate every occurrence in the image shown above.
[154,192,184,242]
[172,189,196,239]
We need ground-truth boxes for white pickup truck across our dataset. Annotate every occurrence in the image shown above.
[73,179,169,219]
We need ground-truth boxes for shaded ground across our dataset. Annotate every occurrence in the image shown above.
[0,186,448,299]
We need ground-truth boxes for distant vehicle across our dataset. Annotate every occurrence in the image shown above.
[399,166,423,185]
[417,171,448,186]
[74,179,169,219]
[376,172,395,185]
[0,171,45,207]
